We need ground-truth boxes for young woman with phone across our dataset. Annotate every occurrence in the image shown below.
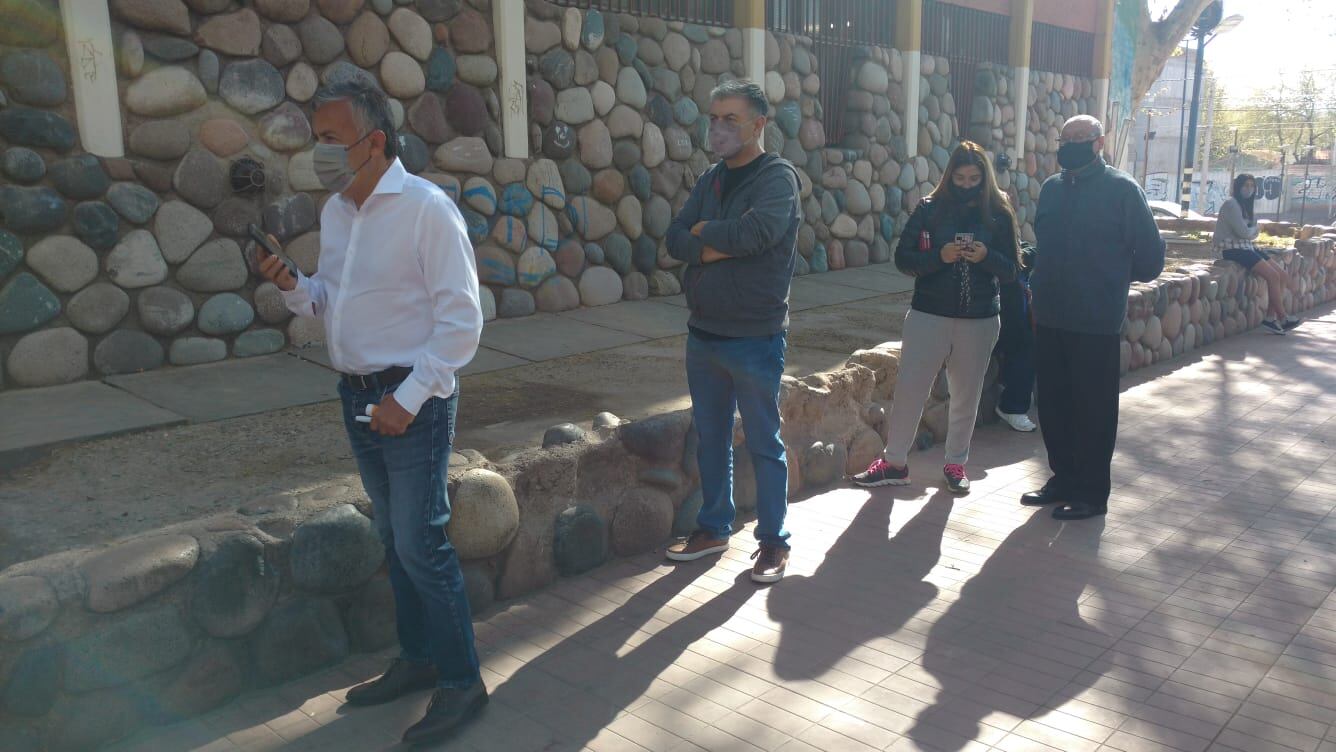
[852,141,1020,494]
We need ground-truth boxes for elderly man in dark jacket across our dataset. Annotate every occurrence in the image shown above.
[1025,115,1165,520]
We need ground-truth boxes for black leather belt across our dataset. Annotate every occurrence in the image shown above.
[341,366,412,391]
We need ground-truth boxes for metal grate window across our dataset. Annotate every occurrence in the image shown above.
[1030,22,1093,77]
[766,0,896,48]
[546,0,734,27]
[921,0,1010,136]
[767,1,897,146]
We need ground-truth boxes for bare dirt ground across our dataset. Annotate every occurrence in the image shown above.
[0,292,912,569]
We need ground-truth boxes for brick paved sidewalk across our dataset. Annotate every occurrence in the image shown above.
[111,308,1336,752]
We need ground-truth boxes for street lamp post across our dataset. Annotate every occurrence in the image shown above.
[1179,5,1243,213]
[1228,127,1239,186]
[1299,146,1315,226]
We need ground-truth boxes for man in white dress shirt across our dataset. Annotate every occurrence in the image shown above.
[257,80,487,745]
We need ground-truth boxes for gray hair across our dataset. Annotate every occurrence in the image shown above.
[312,80,398,159]
[710,79,769,118]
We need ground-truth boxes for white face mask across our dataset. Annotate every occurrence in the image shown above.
[311,131,374,193]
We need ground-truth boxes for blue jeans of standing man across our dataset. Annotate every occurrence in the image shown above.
[339,380,481,690]
[685,331,790,549]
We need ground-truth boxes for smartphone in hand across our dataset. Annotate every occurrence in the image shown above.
[954,232,974,246]
[247,224,298,281]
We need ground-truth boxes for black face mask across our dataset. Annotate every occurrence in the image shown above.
[949,182,984,202]
[1057,140,1098,171]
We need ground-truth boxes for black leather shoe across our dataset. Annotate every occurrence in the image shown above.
[1020,486,1064,506]
[344,659,437,707]
[1052,502,1107,521]
[402,682,489,746]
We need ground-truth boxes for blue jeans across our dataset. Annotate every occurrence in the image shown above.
[685,331,790,549]
[339,380,481,689]
[996,280,1035,415]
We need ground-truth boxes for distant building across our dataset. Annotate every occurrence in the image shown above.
[1121,46,1200,202]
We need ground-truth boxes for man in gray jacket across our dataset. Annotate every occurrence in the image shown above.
[664,79,801,583]
[1025,115,1165,520]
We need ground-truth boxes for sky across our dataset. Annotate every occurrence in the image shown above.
[1147,0,1336,102]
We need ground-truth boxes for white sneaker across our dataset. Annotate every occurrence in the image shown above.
[995,408,1037,432]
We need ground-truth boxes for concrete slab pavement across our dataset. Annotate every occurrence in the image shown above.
[104,354,341,423]
[0,382,184,466]
[106,305,1336,752]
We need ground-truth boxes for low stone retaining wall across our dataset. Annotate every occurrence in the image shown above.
[1122,231,1336,373]
[3,236,1335,750]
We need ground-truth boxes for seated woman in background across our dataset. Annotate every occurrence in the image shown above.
[1215,174,1300,335]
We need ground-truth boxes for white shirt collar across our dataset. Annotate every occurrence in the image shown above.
[334,158,408,208]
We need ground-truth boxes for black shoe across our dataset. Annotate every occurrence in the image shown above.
[402,682,489,746]
[1052,502,1107,520]
[1020,486,1064,506]
[344,659,437,707]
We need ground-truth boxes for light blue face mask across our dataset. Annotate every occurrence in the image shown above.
[312,131,374,193]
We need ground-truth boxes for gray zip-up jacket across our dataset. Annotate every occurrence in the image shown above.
[1031,160,1165,336]
[666,153,801,337]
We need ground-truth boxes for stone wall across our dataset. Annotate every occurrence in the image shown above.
[803,43,906,272]
[1,0,923,391]
[1122,232,1336,372]
[0,0,1114,392]
[1018,70,1095,242]
[4,234,1336,748]
[914,53,955,201]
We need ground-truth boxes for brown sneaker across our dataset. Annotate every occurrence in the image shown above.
[750,545,788,583]
[665,530,729,562]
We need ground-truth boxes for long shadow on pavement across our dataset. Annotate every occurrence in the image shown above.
[767,491,956,682]
[908,511,1109,751]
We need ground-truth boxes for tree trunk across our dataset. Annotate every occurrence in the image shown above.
[1128,0,1219,112]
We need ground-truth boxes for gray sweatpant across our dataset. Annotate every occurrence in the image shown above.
[884,309,1002,467]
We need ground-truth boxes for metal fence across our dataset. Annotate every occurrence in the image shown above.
[921,0,1010,136]
[547,0,733,27]
[766,0,896,48]
[767,0,897,146]
[1030,22,1094,77]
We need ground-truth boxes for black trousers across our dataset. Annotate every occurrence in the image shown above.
[1035,325,1121,507]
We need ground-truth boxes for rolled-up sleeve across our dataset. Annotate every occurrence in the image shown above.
[393,194,484,416]
[280,272,326,318]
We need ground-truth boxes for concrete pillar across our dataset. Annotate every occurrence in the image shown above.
[493,0,528,158]
[897,0,923,158]
[1092,0,1116,124]
[61,0,124,157]
[736,0,766,147]
[1008,0,1034,163]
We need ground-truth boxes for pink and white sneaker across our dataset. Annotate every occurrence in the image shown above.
[852,458,910,488]
[943,464,970,494]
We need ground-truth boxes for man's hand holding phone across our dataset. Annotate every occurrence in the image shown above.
[249,224,298,292]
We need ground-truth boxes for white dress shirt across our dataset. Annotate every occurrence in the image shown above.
[282,158,483,416]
